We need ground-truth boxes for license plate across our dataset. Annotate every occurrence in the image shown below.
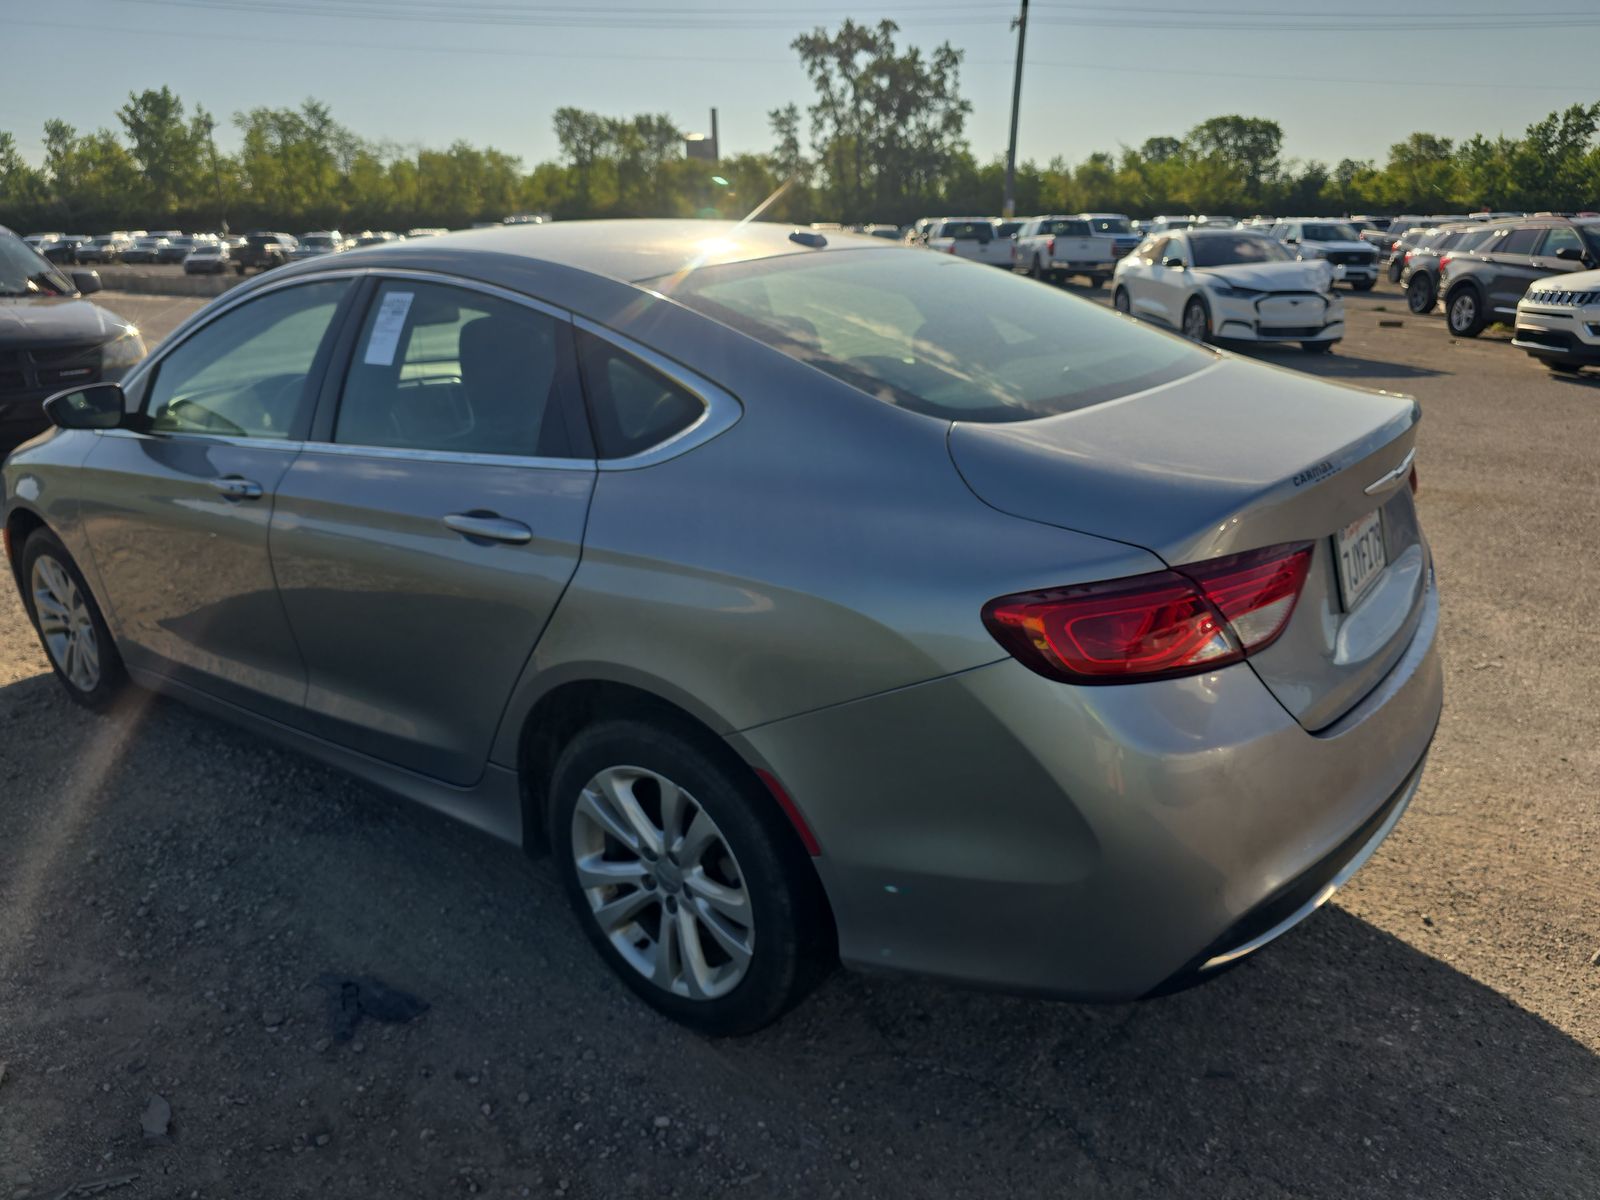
[1335,511,1386,609]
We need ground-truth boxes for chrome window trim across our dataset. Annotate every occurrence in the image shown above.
[572,315,743,471]
[99,427,305,453]
[297,442,594,471]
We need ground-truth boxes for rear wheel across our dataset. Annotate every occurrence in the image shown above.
[548,719,830,1035]
[1181,297,1210,342]
[1387,258,1404,284]
[1113,286,1131,314]
[1547,360,1585,375]
[1029,254,1045,281]
[1447,287,1486,338]
[19,529,127,710]
[1406,274,1435,314]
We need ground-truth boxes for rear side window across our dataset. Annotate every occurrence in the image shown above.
[576,331,705,459]
[1043,219,1090,237]
[334,280,572,458]
[659,248,1209,424]
[1494,227,1543,256]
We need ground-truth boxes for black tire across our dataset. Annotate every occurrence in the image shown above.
[1547,360,1584,375]
[547,718,831,1036]
[18,528,128,711]
[1113,286,1131,314]
[1181,297,1211,343]
[1406,274,1435,315]
[1029,254,1045,281]
[1301,339,1337,353]
[1088,274,1108,289]
[1387,259,1404,284]
[1446,286,1487,338]
[1352,278,1376,292]
[234,263,246,275]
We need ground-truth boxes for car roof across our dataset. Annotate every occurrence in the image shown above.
[297,219,901,284]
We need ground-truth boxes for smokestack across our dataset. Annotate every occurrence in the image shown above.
[711,108,719,164]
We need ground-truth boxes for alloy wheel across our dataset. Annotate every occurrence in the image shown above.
[570,765,754,1001]
[1450,292,1476,332]
[31,554,100,692]
[1183,301,1208,341]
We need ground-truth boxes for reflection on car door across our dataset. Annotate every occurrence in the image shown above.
[77,278,354,722]
[269,277,595,786]
[1127,237,1168,321]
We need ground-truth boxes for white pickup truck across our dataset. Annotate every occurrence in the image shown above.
[923,217,1014,267]
[1012,215,1120,287]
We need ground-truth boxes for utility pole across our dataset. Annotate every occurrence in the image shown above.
[1003,0,1028,218]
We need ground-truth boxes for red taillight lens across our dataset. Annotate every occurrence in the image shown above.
[1047,236,1056,256]
[982,543,1313,684]
[1402,251,1413,263]
[1438,254,1452,274]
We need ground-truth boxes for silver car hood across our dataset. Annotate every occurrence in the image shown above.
[947,355,1418,567]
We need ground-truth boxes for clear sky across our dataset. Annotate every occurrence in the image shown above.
[4,0,1596,172]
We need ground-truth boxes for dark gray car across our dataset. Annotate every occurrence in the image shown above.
[0,226,144,444]
[4,221,1442,1034]
[1440,218,1600,336]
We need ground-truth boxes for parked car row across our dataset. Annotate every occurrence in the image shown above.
[22,226,455,273]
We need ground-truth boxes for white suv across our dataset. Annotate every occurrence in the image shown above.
[1269,219,1380,291]
[1513,266,1600,375]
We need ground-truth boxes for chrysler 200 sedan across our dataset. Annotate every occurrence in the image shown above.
[3,221,1442,1035]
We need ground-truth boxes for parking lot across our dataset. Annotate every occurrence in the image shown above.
[1,279,1597,1198]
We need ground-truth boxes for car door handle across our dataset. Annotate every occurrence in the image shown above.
[442,512,533,545]
[209,476,263,500]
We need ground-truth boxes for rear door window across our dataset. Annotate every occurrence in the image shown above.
[333,280,573,458]
[1494,227,1543,256]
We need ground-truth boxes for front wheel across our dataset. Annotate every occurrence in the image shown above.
[1113,286,1131,314]
[1406,275,1435,314]
[1352,278,1376,292]
[548,719,831,1035]
[1181,297,1211,342]
[1447,287,1486,337]
[19,528,128,710]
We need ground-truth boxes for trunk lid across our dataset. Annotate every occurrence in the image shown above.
[949,356,1428,731]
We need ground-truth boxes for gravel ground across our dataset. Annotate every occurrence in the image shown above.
[1,284,1597,1199]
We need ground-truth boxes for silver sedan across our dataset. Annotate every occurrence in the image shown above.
[3,221,1441,1034]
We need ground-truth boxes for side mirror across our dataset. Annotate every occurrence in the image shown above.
[1555,246,1585,262]
[43,382,125,431]
[1284,237,1299,245]
[1162,256,1186,269]
[71,269,103,295]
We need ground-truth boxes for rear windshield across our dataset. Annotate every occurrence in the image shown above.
[1042,219,1090,237]
[1190,234,1292,267]
[1302,223,1360,242]
[658,249,1210,424]
[993,221,1022,238]
[1086,217,1131,234]
[939,221,992,241]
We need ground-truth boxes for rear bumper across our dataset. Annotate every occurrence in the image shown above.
[734,570,1442,1000]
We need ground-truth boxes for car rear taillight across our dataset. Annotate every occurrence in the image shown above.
[1402,251,1413,263]
[946,244,957,254]
[1438,254,1452,275]
[1047,236,1056,256]
[982,543,1313,684]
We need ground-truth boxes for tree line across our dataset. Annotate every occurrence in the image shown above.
[2,19,1598,234]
